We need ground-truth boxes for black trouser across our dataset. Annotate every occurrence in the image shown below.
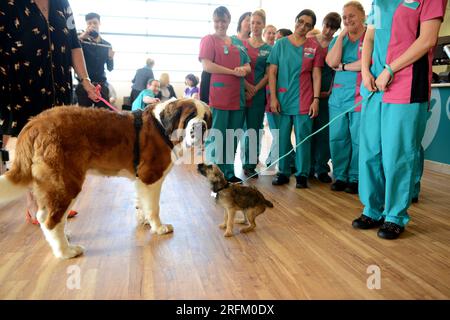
[200,71,210,104]
[76,81,110,108]
[129,89,141,105]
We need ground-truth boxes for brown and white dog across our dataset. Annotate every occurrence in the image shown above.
[0,98,211,259]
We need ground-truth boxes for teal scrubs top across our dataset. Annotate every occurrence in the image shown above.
[132,89,155,111]
[328,33,365,111]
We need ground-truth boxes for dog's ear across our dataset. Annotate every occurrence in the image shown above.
[177,102,198,131]
[160,102,182,136]
[212,180,224,193]
[203,107,212,129]
[197,163,206,175]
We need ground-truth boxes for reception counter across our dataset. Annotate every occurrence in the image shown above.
[423,83,450,169]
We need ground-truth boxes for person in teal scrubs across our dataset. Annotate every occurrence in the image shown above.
[268,9,323,189]
[308,12,341,183]
[199,6,251,183]
[239,9,272,178]
[131,79,160,111]
[326,1,366,194]
[353,0,447,239]
[265,31,296,173]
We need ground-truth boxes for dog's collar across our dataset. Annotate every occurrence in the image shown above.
[215,182,230,193]
[132,110,175,176]
[150,112,174,150]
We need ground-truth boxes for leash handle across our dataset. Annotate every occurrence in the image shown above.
[95,84,120,112]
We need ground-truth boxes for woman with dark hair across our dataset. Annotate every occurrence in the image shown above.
[275,28,293,40]
[265,28,295,171]
[236,12,251,41]
[326,1,366,194]
[199,6,251,183]
[269,9,324,189]
[184,73,199,99]
[308,12,341,183]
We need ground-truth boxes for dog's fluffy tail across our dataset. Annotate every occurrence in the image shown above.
[265,199,274,208]
[0,132,33,204]
[0,175,29,204]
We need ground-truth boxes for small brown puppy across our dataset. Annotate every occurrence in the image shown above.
[198,164,273,237]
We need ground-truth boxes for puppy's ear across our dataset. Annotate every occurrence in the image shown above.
[197,163,206,175]
[212,180,223,193]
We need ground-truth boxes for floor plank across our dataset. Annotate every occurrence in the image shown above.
[0,159,449,299]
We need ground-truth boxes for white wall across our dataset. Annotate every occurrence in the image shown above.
[260,0,372,32]
[109,0,374,106]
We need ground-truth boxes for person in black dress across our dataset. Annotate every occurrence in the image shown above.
[0,0,98,222]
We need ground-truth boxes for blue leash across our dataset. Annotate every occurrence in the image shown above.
[241,92,375,183]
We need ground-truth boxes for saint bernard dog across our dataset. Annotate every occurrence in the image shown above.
[0,98,211,259]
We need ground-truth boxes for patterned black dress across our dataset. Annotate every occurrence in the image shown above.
[0,0,80,137]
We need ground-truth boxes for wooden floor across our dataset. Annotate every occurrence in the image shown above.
[1,149,449,299]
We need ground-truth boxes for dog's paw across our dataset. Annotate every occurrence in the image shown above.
[218,223,226,229]
[57,245,85,260]
[155,224,174,235]
[234,218,248,224]
[137,216,151,226]
[136,209,148,225]
[240,226,255,233]
[223,230,234,237]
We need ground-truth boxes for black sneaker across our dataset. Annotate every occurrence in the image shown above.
[227,176,242,183]
[243,168,258,179]
[377,222,405,240]
[317,172,332,183]
[352,215,384,229]
[295,175,308,188]
[331,180,347,191]
[345,182,358,194]
[272,173,289,186]
[411,197,419,203]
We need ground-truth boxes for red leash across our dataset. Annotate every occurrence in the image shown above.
[95,84,120,112]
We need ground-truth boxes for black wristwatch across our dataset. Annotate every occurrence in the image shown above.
[342,63,346,71]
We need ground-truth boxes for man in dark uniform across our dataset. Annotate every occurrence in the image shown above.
[76,12,114,108]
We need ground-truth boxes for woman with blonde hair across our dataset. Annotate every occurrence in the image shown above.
[157,72,177,102]
[240,9,272,178]
[354,0,447,239]
[263,24,277,46]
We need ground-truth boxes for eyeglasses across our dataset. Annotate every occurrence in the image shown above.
[295,19,313,30]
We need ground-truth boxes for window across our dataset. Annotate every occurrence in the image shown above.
[70,0,260,85]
